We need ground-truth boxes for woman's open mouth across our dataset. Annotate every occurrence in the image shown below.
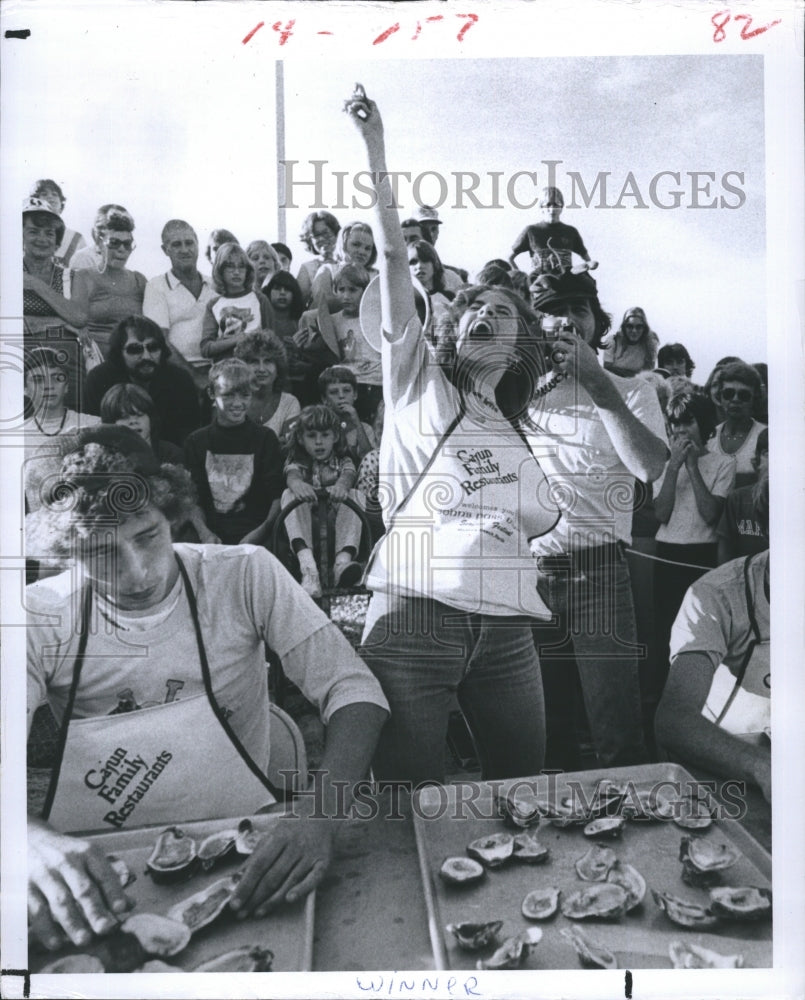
[470,320,494,341]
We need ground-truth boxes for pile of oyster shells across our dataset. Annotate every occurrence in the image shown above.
[437,782,771,970]
[39,821,274,974]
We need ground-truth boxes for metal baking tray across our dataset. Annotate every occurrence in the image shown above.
[413,763,771,970]
[28,813,315,973]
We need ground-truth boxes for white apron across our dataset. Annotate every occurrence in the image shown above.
[702,554,770,736]
[44,556,277,834]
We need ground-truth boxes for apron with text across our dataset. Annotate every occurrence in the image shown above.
[701,554,770,736]
[43,555,278,834]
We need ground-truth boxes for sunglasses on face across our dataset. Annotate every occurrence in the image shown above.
[124,341,161,357]
[104,237,135,251]
[625,323,645,329]
[720,387,753,403]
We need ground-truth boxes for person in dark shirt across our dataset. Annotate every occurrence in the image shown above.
[509,186,597,277]
[184,359,283,545]
[83,316,201,446]
[717,430,769,564]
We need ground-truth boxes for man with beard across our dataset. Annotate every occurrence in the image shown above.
[83,316,201,446]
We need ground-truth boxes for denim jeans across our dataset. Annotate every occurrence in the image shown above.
[531,542,649,770]
[359,595,546,786]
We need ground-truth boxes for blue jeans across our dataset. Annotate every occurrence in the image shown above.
[360,595,546,786]
[532,542,649,769]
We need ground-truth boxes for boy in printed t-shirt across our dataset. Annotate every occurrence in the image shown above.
[509,186,598,278]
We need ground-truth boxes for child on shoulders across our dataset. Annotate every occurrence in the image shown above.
[509,186,598,278]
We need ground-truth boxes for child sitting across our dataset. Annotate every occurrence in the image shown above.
[184,358,283,545]
[200,242,274,361]
[509,186,598,277]
[603,307,660,377]
[282,404,365,597]
[318,365,376,463]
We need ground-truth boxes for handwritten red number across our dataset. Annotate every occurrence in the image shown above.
[272,19,295,46]
[411,21,422,41]
[242,22,264,44]
[734,13,782,39]
[373,23,401,45]
[426,16,444,23]
[456,13,479,42]
[711,10,730,42]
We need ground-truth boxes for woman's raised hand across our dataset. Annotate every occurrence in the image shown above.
[343,83,383,143]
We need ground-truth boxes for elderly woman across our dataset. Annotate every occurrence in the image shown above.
[234,330,301,440]
[71,206,147,361]
[346,85,561,787]
[29,179,86,267]
[706,361,766,488]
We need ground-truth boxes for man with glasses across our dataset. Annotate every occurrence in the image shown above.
[83,316,201,446]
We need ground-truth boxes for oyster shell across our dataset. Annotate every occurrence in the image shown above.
[561,925,618,969]
[495,789,542,829]
[167,875,240,933]
[561,883,630,921]
[587,781,628,819]
[680,837,740,887]
[606,862,646,911]
[466,832,514,868]
[235,817,261,856]
[669,940,744,969]
[475,935,525,971]
[439,856,485,886]
[194,946,274,972]
[445,920,503,951]
[547,795,589,827]
[521,887,561,920]
[39,954,106,974]
[108,854,136,888]
[93,931,147,972]
[621,790,674,822]
[198,830,238,871]
[145,826,198,883]
[709,886,772,921]
[671,794,714,830]
[575,843,618,881]
[121,913,192,957]
[583,816,626,839]
[652,889,718,928]
[138,959,184,973]
[512,831,550,864]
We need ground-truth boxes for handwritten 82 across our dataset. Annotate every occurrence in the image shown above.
[243,14,480,48]
[711,10,782,42]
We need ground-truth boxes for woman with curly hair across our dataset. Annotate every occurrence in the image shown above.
[234,330,301,440]
[296,210,341,308]
[706,361,766,487]
[602,306,660,377]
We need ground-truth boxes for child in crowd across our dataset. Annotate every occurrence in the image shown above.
[205,228,239,267]
[233,330,301,443]
[271,242,292,271]
[296,210,341,308]
[184,359,283,545]
[328,263,381,422]
[246,240,282,293]
[264,270,322,406]
[200,243,274,361]
[657,342,695,380]
[509,186,598,277]
[336,221,379,277]
[717,428,769,564]
[603,307,660,377]
[355,400,386,545]
[653,390,736,687]
[282,404,365,597]
[318,365,376,463]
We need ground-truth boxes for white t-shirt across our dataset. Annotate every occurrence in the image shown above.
[654,452,736,544]
[707,420,766,480]
[211,291,264,338]
[143,271,216,363]
[333,310,382,386]
[27,544,388,771]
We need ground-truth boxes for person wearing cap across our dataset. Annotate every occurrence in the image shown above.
[142,219,216,392]
[83,315,201,447]
[24,424,389,952]
[509,186,598,277]
[412,204,468,293]
[526,271,668,770]
[29,179,87,268]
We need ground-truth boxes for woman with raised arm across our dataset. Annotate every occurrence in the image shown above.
[344,85,560,788]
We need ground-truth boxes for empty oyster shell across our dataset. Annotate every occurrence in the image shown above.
[652,889,718,928]
[92,931,147,972]
[621,790,674,821]
[39,954,106,974]
[680,836,740,887]
[606,861,646,911]
[439,856,485,886]
[495,786,542,828]
[512,831,550,864]
[587,781,628,819]
[108,854,136,888]
[235,817,261,856]
[583,816,626,839]
[466,832,514,868]
[167,875,240,933]
[669,940,744,969]
[561,883,630,921]
[561,925,618,969]
[145,826,198,883]
[138,959,184,973]
[709,886,772,921]
[547,795,588,827]
[671,794,714,830]
[198,830,238,871]
[521,887,561,920]
[445,920,503,951]
[475,929,541,971]
[575,843,618,881]
[121,913,192,957]
[194,946,274,972]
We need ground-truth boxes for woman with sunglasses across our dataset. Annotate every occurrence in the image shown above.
[602,307,659,377]
[706,361,766,488]
[72,206,147,363]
